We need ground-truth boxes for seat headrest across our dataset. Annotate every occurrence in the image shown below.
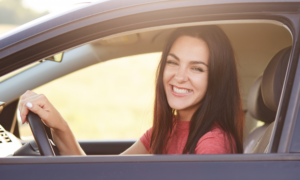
[261,46,291,111]
[247,76,276,123]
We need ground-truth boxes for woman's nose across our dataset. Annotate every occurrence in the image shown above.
[174,68,188,83]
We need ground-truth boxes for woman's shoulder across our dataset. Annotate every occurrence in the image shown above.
[206,124,226,135]
[195,125,234,154]
[197,126,226,143]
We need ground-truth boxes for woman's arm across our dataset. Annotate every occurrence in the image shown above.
[51,121,86,155]
[19,90,149,155]
[121,140,148,155]
[19,90,85,155]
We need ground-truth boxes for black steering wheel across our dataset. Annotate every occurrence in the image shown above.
[27,111,55,156]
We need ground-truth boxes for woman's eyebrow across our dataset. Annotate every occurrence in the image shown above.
[190,61,208,67]
[168,53,208,67]
[168,53,180,61]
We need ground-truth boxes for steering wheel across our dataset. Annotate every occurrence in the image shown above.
[27,111,55,156]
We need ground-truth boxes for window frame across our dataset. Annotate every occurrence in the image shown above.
[0,0,300,166]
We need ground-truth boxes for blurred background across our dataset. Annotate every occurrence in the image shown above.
[0,0,158,140]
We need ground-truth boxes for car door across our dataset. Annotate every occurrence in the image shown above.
[1,0,300,179]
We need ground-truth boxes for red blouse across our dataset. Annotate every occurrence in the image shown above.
[140,120,236,154]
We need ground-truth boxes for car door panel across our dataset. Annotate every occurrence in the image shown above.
[1,154,300,180]
[79,140,135,155]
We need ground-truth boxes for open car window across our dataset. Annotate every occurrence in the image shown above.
[15,21,292,147]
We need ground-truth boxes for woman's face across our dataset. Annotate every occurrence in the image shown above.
[163,35,209,112]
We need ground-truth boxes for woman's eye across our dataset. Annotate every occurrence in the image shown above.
[166,60,178,65]
[191,67,204,72]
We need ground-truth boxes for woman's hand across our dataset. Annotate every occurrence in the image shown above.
[18,90,67,131]
[18,90,85,155]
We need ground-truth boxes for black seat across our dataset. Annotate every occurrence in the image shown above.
[244,46,291,153]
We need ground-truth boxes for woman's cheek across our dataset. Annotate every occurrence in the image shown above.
[191,74,208,94]
[164,66,176,80]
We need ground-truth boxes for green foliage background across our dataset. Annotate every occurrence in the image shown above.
[0,0,48,25]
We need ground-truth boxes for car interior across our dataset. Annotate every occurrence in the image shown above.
[0,20,293,156]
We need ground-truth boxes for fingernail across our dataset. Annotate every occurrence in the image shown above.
[26,102,33,108]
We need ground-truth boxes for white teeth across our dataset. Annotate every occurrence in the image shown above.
[173,86,191,94]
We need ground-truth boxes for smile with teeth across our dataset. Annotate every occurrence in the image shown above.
[172,86,192,94]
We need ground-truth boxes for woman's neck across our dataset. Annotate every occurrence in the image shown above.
[177,105,199,122]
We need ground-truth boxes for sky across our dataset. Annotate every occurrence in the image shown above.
[22,0,101,13]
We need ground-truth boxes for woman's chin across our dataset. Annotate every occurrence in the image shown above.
[168,100,201,113]
[169,103,190,111]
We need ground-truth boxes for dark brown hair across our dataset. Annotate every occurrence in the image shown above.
[149,25,244,154]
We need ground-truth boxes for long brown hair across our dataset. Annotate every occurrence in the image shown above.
[149,25,244,154]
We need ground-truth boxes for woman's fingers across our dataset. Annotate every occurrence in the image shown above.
[19,92,49,124]
[26,100,48,120]
[19,90,38,122]
[19,97,38,124]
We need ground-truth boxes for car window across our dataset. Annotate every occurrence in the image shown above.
[16,22,293,151]
[19,53,160,140]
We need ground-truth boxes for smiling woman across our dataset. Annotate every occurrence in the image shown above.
[137,25,244,155]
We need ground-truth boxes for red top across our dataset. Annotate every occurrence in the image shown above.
[140,120,236,154]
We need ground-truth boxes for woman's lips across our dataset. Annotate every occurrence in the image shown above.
[170,85,193,97]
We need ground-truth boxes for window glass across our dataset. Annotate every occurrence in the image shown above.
[19,53,161,140]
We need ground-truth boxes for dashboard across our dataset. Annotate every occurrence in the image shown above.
[0,125,22,157]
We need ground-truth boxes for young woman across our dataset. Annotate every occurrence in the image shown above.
[19,25,244,155]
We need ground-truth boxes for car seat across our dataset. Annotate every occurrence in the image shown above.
[244,75,276,153]
[244,46,291,153]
